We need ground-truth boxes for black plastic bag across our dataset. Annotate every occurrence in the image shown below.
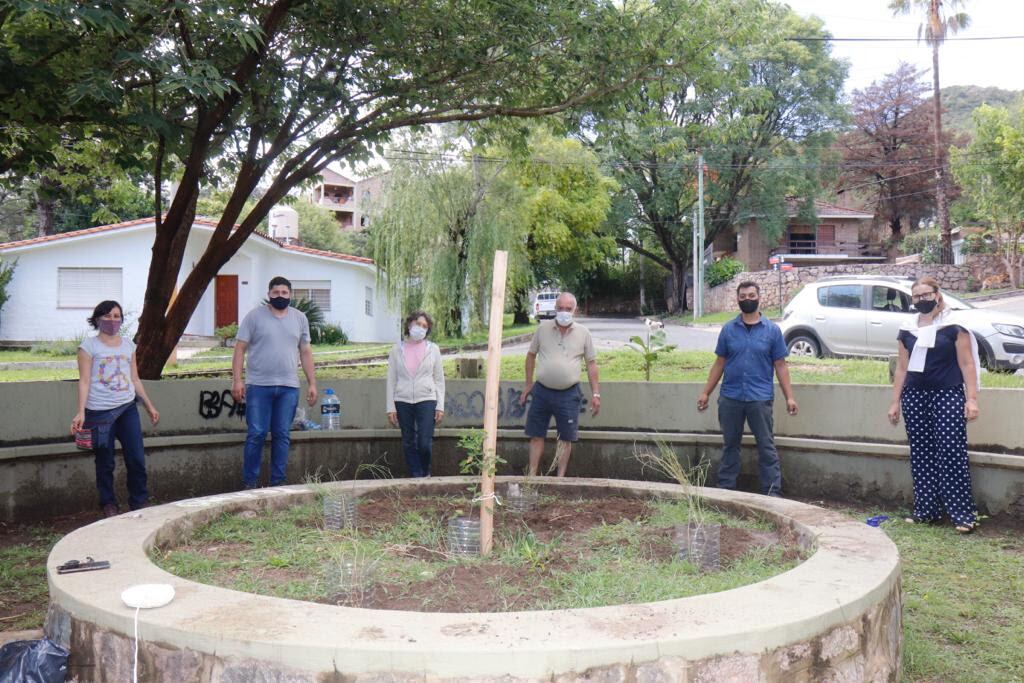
[0,638,68,683]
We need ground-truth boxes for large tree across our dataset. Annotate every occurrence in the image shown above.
[839,63,942,243]
[889,0,971,263]
[589,2,846,312]
[1,0,683,377]
[951,105,1024,288]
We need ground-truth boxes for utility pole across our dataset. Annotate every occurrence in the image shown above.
[695,152,706,318]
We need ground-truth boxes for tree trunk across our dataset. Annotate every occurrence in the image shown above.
[670,260,688,314]
[932,42,952,264]
[512,286,530,325]
[35,177,57,236]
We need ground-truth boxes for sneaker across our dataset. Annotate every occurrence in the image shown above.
[102,504,120,518]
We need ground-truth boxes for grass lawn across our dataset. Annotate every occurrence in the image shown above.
[191,342,390,360]
[664,311,742,325]
[317,349,1024,388]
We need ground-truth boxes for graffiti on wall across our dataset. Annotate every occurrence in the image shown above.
[446,387,587,419]
[199,390,245,420]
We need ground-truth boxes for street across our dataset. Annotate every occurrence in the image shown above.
[973,293,1024,318]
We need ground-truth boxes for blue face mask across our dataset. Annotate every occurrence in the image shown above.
[269,296,290,310]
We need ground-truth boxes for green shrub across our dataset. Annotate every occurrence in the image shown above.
[30,335,84,356]
[0,258,16,318]
[214,323,238,341]
[261,296,326,340]
[705,257,745,288]
[900,229,943,264]
[314,323,348,345]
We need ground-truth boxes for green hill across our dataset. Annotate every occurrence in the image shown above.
[942,85,1021,133]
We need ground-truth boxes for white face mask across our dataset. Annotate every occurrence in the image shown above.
[408,326,427,341]
[555,311,573,327]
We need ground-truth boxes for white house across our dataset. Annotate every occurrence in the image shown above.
[0,217,400,343]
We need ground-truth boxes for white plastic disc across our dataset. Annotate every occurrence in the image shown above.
[121,583,175,609]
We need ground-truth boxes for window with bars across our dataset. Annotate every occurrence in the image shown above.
[364,286,373,316]
[291,280,331,312]
[57,267,123,308]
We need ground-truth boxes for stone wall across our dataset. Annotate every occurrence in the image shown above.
[700,257,1010,314]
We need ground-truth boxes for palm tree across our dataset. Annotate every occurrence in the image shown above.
[889,0,971,264]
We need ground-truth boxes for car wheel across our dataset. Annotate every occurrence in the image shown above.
[788,334,821,358]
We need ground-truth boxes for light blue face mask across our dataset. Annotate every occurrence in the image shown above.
[408,326,427,340]
[555,311,573,327]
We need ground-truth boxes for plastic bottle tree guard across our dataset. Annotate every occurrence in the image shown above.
[323,493,358,530]
[447,516,482,556]
[675,522,721,571]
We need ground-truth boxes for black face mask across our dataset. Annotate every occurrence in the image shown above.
[738,299,759,314]
[269,296,290,310]
[914,300,937,314]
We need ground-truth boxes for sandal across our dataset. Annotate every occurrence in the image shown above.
[955,522,977,534]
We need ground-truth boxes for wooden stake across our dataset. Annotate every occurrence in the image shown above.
[480,250,508,555]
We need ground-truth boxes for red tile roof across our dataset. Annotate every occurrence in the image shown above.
[0,216,375,265]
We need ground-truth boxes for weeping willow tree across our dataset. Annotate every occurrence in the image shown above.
[369,135,530,337]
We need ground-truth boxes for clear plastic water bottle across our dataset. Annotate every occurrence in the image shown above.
[320,388,341,431]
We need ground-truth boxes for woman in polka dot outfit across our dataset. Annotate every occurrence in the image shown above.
[888,277,980,534]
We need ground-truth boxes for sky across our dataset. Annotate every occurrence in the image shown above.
[783,0,1024,93]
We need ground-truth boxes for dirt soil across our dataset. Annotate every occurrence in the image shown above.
[318,494,800,612]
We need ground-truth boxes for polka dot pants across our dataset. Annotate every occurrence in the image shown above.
[901,385,977,526]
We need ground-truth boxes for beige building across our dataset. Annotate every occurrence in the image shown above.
[717,200,879,272]
[307,168,388,230]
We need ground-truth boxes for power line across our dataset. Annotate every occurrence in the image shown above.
[789,35,1024,42]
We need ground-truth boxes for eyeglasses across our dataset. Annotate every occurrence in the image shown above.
[911,291,937,302]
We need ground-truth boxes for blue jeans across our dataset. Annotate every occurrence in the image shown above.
[85,401,148,509]
[395,400,436,477]
[717,396,782,496]
[243,385,299,487]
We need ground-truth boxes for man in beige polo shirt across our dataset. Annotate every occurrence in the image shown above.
[519,292,601,476]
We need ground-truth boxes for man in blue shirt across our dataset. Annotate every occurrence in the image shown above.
[697,281,798,496]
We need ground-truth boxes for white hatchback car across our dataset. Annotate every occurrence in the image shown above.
[779,275,1024,371]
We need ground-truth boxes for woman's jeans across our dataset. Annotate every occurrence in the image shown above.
[395,400,437,477]
[85,401,148,509]
[243,385,299,487]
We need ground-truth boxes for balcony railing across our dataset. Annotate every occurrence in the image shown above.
[318,196,354,209]
[773,239,885,258]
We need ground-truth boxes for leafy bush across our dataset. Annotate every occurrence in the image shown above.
[214,323,238,341]
[314,323,348,345]
[261,296,325,340]
[705,257,745,288]
[0,258,16,318]
[30,334,84,356]
[900,229,943,264]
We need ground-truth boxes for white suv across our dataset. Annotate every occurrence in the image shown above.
[779,275,1024,371]
[532,291,560,320]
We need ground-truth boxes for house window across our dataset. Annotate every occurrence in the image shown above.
[58,267,122,308]
[291,280,331,312]
[365,286,373,316]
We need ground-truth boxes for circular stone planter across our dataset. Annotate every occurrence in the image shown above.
[45,477,902,682]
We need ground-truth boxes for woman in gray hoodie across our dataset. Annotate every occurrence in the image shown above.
[386,311,446,477]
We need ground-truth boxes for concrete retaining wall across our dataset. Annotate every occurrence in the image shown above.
[2,380,1022,521]
[3,379,1024,452]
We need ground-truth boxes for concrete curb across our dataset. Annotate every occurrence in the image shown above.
[45,477,901,680]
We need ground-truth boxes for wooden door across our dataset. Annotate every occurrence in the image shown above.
[817,224,836,253]
[214,275,239,329]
